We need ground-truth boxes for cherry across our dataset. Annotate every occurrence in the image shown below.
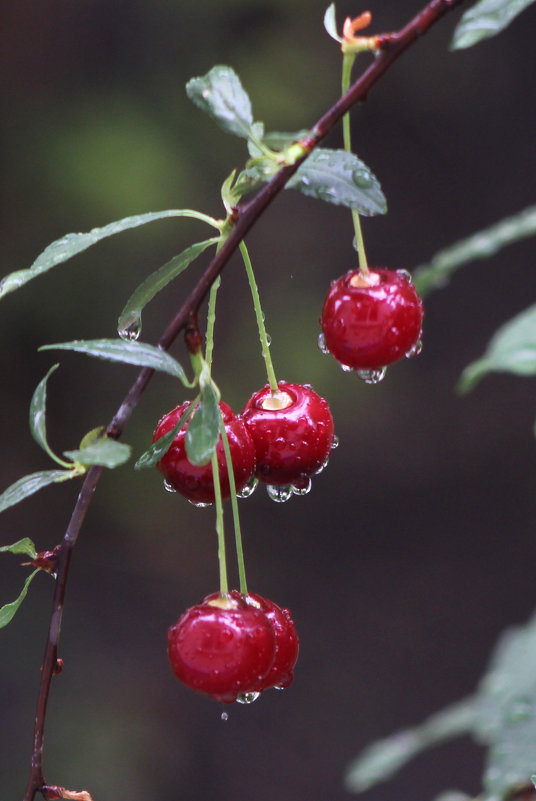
[241,382,335,494]
[244,593,299,690]
[167,593,276,703]
[320,268,424,372]
[153,401,256,505]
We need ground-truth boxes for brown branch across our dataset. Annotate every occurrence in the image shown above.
[23,1,467,798]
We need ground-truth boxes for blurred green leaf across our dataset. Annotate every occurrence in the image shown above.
[186,66,255,139]
[0,569,41,628]
[0,469,78,514]
[29,364,70,468]
[0,538,38,559]
[117,237,219,340]
[458,304,536,393]
[288,149,386,216]
[40,339,192,385]
[413,205,536,297]
[0,210,219,300]
[135,401,197,470]
[452,0,536,49]
[64,438,131,469]
[185,383,220,466]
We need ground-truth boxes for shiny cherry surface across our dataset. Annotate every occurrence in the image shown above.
[154,401,255,504]
[241,382,334,486]
[167,596,276,703]
[321,268,424,370]
[245,593,299,690]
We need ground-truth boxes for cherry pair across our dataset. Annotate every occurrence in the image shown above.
[167,590,299,703]
[153,382,335,504]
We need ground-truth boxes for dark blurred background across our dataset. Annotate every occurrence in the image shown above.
[1,1,536,799]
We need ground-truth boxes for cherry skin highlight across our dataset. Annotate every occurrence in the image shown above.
[241,382,334,487]
[245,593,299,690]
[153,400,255,504]
[320,268,424,370]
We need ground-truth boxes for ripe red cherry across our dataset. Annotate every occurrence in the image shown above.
[167,594,276,703]
[241,382,335,493]
[153,401,255,504]
[320,268,424,371]
[245,593,299,690]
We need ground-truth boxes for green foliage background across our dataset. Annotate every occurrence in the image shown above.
[1,1,536,800]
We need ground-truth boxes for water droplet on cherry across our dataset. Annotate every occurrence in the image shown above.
[236,691,260,705]
[163,480,177,493]
[317,332,330,354]
[356,367,387,385]
[405,338,423,358]
[237,476,259,499]
[292,478,312,496]
[331,434,339,449]
[266,484,293,503]
[188,499,212,508]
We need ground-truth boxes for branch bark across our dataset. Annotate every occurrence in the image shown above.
[23,1,467,798]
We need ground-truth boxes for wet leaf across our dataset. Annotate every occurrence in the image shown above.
[117,238,219,340]
[288,149,386,216]
[64,438,131,469]
[452,0,536,49]
[135,401,196,470]
[458,304,536,392]
[29,364,66,466]
[40,339,191,385]
[0,469,77,514]
[0,538,38,559]
[0,210,219,300]
[186,66,255,139]
[324,3,343,41]
[0,569,41,628]
[185,383,220,466]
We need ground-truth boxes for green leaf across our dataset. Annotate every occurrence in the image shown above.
[458,304,536,393]
[413,205,536,297]
[29,364,69,467]
[186,66,255,139]
[135,401,196,470]
[64,438,131,468]
[40,339,192,385]
[0,469,78,514]
[452,0,536,49]
[185,382,220,466]
[0,569,41,628]
[0,538,38,559]
[288,149,387,216]
[117,238,219,340]
[0,209,220,300]
[324,3,343,42]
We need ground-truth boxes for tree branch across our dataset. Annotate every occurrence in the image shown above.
[23,1,467,798]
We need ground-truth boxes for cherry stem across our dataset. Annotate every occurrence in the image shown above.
[342,52,369,274]
[218,415,248,595]
[211,450,228,596]
[239,240,278,394]
[205,275,221,371]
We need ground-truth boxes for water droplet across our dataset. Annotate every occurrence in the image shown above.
[266,485,293,503]
[301,176,311,186]
[314,457,329,475]
[340,362,352,373]
[273,684,286,691]
[237,476,259,499]
[396,268,412,281]
[331,434,339,450]
[163,480,177,493]
[188,499,212,508]
[221,711,229,721]
[352,169,373,189]
[265,334,272,346]
[303,383,313,390]
[292,478,311,496]
[356,367,387,385]
[118,314,142,342]
[317,332,329,354]
[405,338,423,359]
[236,691,260,705]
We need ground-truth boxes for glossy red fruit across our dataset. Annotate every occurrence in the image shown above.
[154,401,255,504]
[167,594,276,703]
[245,593,299,690]
[320,268,424,370]
[241,382,335,489]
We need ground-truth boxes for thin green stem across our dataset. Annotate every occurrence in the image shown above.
[219,415,248,595]
[239,240,278,393]
[211,451,228,596]
[205,276,221,371]
[342,53,369,274]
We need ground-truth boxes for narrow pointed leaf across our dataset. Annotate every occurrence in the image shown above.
[186,66,255,139]
[458,304,536,392]
[0,569,41,628]
[40,339,191,385]
[29,364,65,465]
[452,0,536,49]
[0,469,77,514]
[185,383,220,466]
[64,438,131,468]
[118,238,219,339]
[288,149,386,216]
[0,538,37,559]
[0,210,220,300]
[324,3,343,41]
[135,401,196,470]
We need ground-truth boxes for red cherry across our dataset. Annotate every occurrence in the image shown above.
[241,383,335,492]
[153,401,255,504]
[167,594,276,703]
[244,593,299,690]
[320,268,424,371]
